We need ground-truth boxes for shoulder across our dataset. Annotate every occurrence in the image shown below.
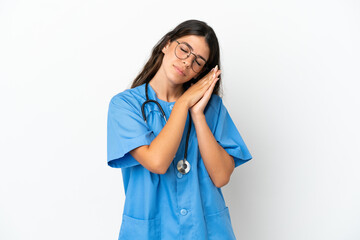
[109,84,146,110]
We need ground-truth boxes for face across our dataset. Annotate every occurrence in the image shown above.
[160,35,210,85]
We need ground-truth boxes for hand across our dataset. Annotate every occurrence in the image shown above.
[190,69,220,116]
[178,65,221,109]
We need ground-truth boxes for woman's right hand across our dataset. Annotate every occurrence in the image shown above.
[179,65,221,109]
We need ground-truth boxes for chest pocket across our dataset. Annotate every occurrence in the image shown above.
[119,214,161,240]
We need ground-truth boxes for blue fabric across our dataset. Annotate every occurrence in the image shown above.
[107,83,253,240]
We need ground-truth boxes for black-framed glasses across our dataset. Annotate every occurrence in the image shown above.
[174,40,207,73]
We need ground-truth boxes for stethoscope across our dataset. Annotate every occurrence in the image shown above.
[141,82,191,175]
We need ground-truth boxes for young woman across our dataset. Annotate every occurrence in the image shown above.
[107,19,252,240]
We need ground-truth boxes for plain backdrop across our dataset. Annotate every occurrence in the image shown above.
[1,0,359,239]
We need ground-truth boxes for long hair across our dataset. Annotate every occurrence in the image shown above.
[130,19,222,96]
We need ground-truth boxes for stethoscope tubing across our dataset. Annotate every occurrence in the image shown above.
[141,82,192,174]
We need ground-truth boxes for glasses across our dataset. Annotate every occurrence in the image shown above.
[174,40,207,73]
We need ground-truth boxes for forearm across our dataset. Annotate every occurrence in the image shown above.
[148,99,189,172]
[192,113,235,188]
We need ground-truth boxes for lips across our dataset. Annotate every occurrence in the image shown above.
[174,65,185,76]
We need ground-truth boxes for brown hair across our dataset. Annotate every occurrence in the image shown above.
[130,19,222,97]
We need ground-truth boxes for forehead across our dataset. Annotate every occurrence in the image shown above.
[175,35,210,60]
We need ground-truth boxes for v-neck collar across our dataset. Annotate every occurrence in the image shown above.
[146,83,176,105]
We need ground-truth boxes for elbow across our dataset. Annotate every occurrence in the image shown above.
[150,158,169,175]
[213,164,234,188]
[141,146,168,174]
[212,170,231,188]
[215,155,235,188]
[130,145,170,174]
[153,167,168,175]
[214,176,230,188]
[148,163,168,175]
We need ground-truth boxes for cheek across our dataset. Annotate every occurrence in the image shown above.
[162,52,175,67]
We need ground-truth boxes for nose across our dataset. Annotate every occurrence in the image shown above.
[182,55,195,68]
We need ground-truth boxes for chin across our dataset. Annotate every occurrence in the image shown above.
[167,72,189,85]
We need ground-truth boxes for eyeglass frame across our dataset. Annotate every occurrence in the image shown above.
[174,40,208,73]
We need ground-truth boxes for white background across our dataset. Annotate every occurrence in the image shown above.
[1,0,359,239]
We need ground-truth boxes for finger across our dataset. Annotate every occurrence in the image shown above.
[210,77,219,90]
[196,66,218,87]
[214,69,221,78]
[213,65,219,76]
[207,66,217,77]
[204,75,218,92]
[203,77,219,99]
[203,68,215,81]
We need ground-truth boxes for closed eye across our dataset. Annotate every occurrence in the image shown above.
[180,47,189,53]
[195,60,201,66]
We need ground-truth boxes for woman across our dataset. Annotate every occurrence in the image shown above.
[107,19,252,240]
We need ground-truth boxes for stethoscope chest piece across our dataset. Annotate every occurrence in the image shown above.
[177,159,191,175]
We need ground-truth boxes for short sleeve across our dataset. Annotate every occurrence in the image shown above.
[107,94,155,168]
[213,98,253,168]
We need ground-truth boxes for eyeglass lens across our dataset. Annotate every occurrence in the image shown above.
[175,43,206,73]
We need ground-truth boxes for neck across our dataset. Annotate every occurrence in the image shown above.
[149,70,184,102]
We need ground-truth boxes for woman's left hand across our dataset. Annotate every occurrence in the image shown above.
[190,67,221,116]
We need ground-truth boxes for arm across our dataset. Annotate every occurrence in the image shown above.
[130,99,189,174]
[130,68,219,174]
[188,66,233,187]
[192,113,235,188]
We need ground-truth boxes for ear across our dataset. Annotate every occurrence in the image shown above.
[162,40,171,54]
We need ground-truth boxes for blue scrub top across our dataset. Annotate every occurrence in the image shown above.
[107,82,252,240]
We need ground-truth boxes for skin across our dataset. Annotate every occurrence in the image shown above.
[130,35,235,188]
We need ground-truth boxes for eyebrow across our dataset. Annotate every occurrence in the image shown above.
[182,41,207,62]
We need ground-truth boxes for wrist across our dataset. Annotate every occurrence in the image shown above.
[190,112,205,123]
[176,96,190,110]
